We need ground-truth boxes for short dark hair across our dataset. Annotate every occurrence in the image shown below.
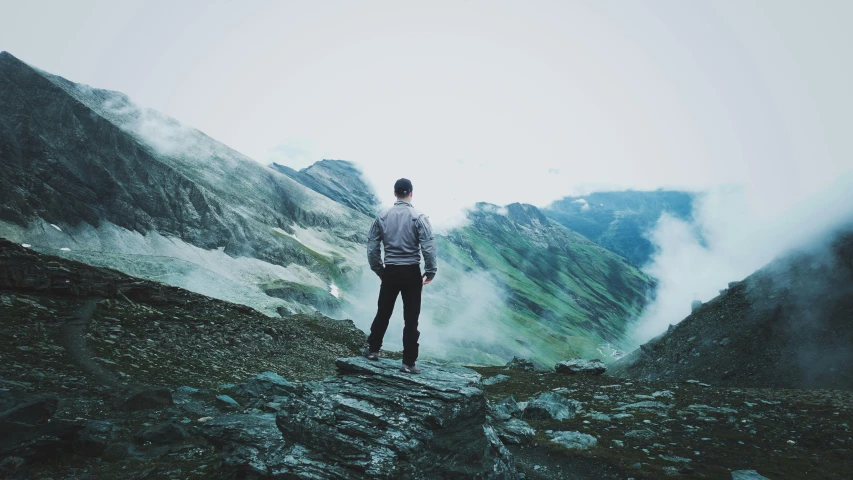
[394,178,413,197]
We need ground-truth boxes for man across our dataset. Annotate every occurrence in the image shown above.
[366,178,437,374]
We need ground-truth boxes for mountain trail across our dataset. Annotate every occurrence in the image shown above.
[60,296,125,390]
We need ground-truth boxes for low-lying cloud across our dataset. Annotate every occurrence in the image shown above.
[631,172,853,344]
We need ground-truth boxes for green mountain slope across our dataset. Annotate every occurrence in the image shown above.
[438,203,652,363]
[283,163,656,364]
[543,190,695,266]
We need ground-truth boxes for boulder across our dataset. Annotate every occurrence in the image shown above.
[488,397,534,445]
[504,356,535,371]
[200,413,287,477]
[523,392,580,421]
[73,420,120,457]
[489,396,523,421]
[134,421,189,444]
[483,374,511,386]
[274,356,518,479]
[232,372,295,399]
[0,392,84,462]
[555,358,606,375]
[116,387,173,410]
[0,394,58,425]
[494,418,536,445]
[548,431,597,450]
[216,395,240,409]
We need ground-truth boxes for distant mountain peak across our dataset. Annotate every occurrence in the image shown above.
[270,159,380,216]
[505,202,549,227]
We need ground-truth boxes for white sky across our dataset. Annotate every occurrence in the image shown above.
[2,0,853,225]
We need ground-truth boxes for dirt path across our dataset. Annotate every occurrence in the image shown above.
[60,296,126,390]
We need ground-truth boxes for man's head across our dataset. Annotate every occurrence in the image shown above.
[394,178,413,200]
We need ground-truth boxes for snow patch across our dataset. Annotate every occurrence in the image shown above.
[329,283,340,298]
[50,224,62,232]
[60,247,71,251]
[21,243,31,248]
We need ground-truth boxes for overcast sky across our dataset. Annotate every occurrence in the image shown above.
[2,0,852,223]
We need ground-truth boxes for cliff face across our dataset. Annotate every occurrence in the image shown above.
[610,228,853,390]
[270,159,380,217]
[0,51,368,316]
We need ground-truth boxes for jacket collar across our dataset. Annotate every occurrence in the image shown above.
[394,200,413,207]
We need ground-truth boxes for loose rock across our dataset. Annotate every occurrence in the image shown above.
[547,431,597,450]
[505,356,535,371]
[555,358,607,375]
[524,392,580,421]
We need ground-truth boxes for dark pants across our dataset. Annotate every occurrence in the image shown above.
[367,264,422,366]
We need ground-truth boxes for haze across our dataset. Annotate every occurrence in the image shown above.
[3,0,853,341]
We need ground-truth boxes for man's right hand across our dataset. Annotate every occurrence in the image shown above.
[422,274,432,286]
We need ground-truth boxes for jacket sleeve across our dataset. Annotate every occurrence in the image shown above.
[416,214,437,279]
[367,216,384,276]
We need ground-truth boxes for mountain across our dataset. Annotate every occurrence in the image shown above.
[543,190,695,266]
[610,228,853,389]
[270,160,380,216]
[272,161,657,364]
[0,51,368,317]
[0,51,651,365]
[3,236,851,480]
[437,202,653,362]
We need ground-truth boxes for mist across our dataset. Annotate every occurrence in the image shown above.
[341,254,520,364]
[631,172,853,344]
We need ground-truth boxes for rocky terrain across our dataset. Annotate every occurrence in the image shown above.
[0,50,367,317]
[2,237,852,479]
[473,362,852,479]
[610,229,853,390]
[270,160,380,217]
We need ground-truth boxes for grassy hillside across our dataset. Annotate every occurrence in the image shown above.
[543,190,695,266]
[431,202,653,364]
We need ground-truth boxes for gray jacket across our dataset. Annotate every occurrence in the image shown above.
[367,200,437,279]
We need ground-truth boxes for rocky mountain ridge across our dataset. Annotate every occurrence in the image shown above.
[2,227,851,479]
[610,228,853,390]
[270,160,380,217]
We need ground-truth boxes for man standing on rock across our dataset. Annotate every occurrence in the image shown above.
[365,178,437,374]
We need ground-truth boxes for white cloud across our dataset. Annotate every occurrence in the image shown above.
[573,198,590,212]
[631,173,853,344]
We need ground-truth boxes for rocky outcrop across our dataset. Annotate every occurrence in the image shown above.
[487,396,536,445]
[270,160,381,217]
[611,229,853,389]
[547,431,597,450]
[272,357,518,479]
[555,358,607,375]
[505,356,535,371]
[0,391,84,472]
[523,392,581,421]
